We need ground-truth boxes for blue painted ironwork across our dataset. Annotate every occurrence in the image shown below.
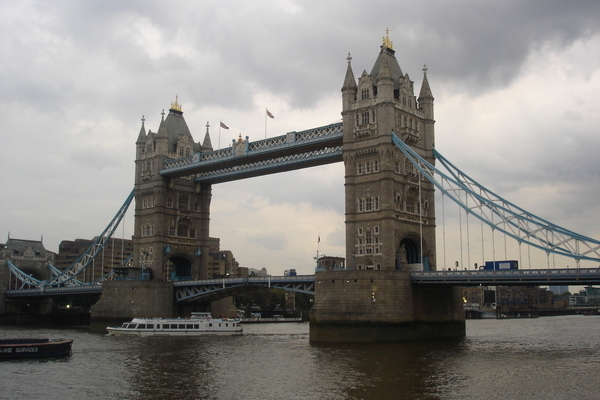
[174,275,316,302]
[391,132,600,263]
[5,283,103,298]
[411,268,600,286]
[8,268,600,300]
[7,191,135,288]
[160,123,343,183]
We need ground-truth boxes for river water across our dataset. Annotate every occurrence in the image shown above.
[1,315,599,400]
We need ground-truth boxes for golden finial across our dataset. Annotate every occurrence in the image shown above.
[382,28,393,50]
[170,95,182,112]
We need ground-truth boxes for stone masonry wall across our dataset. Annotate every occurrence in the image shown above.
[91,280,175,320]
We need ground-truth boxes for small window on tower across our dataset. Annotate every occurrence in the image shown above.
[361,88,370,100]
[361,112,369,125]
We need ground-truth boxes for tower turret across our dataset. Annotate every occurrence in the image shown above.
[310,32,463,343]
[133,98,212,282]
[418,65,435,151]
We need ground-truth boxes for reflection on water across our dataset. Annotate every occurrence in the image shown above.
[1,316,599,400]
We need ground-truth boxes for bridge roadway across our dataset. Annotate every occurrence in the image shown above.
[6,268,600,301]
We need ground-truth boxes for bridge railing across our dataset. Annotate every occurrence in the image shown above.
[6,283,104,297]
[413,268,600,278]
[173,274,316,287]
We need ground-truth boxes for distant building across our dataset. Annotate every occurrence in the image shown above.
[248,268,269,277]
[569,286,600,308]
[0,237,55,282]
[496,286,553,313]
[462,285,553,311]
[208,249,240,278]
[549,285,569,295]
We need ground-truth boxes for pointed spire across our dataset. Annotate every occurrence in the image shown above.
[342,52,357,92]
[136,115,147,144]
[370,30,403,89]
[201,121,213,153]
[157,109,167,137]
[418,64,434,101]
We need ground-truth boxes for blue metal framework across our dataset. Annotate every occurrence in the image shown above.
[5,284,103,298]
[7,190,135,288]
[411,268,600,286]
[7,268,600,299]
[392,132,600,264]
[174,275,316,303]
[160,123,343,183]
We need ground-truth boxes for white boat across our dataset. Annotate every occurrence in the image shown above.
[106,312,243,336]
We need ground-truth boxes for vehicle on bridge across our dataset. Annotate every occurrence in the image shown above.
[483,260,518,270]
[106,312,242,336]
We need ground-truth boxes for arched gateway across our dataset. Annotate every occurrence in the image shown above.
[309,34,465,342]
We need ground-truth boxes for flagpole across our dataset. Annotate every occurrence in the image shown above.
[219,122,221,149]
[317,235,321,259]
[264,108,267,139]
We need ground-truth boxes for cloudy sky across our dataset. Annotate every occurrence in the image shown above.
[2,1,600,275]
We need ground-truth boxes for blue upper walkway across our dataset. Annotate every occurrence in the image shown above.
[160,122,343,183]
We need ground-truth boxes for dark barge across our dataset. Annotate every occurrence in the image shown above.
[0,338,73,359]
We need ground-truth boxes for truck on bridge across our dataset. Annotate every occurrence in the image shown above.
[483,260,519,270]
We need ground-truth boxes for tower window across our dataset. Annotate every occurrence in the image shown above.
[361,88,370,100]
[177,224,189,237]
[178,195,189,210]
[405,159,415,176]
[361,112,369,125]
[406,195,416,214]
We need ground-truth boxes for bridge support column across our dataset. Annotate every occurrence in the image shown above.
[309,270,465,342]
[91,281,175,320]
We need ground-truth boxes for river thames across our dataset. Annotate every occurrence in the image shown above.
[1,315,599,400]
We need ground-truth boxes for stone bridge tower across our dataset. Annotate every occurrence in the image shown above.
[133,98,213,281]
[342,33,437,272]
[310,33,465,342]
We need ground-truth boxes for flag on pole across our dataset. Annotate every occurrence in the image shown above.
[318,235,320,243]
[266,109,274,119]
[220,121,229,129]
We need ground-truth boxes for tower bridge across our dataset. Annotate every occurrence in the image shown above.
[3,32,600,341]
